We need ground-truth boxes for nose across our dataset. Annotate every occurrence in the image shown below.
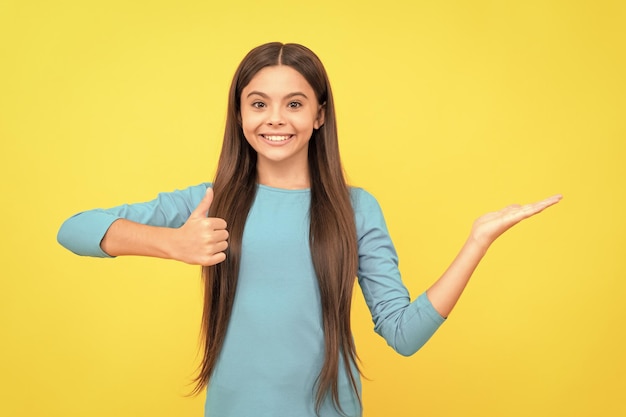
[267,106,285,126]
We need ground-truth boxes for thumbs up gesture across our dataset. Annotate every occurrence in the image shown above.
[172,187,229,266]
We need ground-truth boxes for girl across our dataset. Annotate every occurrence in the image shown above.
[57,42,561,417]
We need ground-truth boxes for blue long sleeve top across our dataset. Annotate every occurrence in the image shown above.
[57,183,445,417]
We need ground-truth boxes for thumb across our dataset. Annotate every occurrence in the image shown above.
[190,187,214,219]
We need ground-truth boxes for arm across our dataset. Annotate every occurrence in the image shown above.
[426,194,562,318]
[101,206,228,266]
[353,189,561,356]
[58,185,229,266]
[354,189,446,356]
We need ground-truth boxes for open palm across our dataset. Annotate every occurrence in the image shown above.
[471,194,563,250]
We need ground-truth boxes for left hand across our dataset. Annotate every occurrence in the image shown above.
[470,194,562,250]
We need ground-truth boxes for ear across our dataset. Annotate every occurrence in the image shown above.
[314,102,326,129]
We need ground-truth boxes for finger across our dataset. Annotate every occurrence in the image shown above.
[531,194,563,211]
[190,187,214,219]
[207,218,228,231]
[545,194,563,206]
[517,194,563,219]
[206,229,229,243]
[210,240,229,253]
[202,251,227,266]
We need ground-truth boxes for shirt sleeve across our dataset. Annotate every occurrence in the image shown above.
[352,188,445,356]
[57,183,210,258]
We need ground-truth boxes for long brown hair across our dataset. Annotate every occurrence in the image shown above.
[192,42,360,414]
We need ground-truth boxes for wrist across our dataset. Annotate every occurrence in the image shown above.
[157,227,180,261]
[465,232,490,257]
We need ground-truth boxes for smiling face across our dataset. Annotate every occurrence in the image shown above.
[240,65,324,187]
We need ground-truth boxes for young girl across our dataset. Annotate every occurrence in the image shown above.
[57,42,561,417]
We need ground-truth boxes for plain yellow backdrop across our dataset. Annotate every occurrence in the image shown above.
[1,1,624,416]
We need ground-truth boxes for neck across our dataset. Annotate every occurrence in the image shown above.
[256,160,310,190]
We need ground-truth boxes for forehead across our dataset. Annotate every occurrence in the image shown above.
[243,65,316,97]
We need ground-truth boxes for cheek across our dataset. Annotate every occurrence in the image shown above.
[299,111,321,131]
[240,111,259,135]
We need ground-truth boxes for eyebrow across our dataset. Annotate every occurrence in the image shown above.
[246,91,309,100]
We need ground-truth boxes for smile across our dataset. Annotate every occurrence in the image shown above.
[262,135,293,142]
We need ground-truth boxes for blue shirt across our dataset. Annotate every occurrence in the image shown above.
[57,183,445,417]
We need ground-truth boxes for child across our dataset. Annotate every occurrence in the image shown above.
[57,42,561,417]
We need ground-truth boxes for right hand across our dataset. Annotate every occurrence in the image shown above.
[171,187,229,266]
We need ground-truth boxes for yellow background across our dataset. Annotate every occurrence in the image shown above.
[1,1,624,416]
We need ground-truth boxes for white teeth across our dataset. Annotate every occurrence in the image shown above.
[264,135,291,142]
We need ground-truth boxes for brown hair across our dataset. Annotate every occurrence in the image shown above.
[192,42,360,414]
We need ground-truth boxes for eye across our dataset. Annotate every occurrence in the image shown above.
[287,101,302,109]
[252,101,266,109]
